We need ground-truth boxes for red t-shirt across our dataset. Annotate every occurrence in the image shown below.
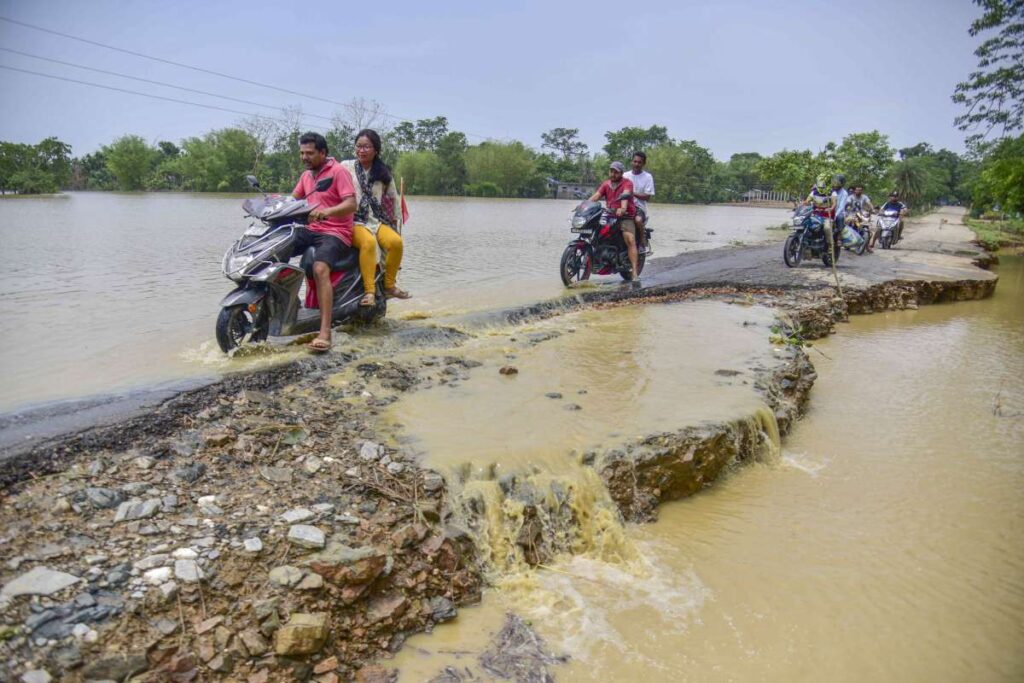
[597,179,636,217]
[292,157,356,245]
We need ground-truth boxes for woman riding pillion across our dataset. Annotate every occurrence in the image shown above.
[341,129,411,307]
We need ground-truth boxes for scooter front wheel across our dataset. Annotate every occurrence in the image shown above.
[216,304,268,353]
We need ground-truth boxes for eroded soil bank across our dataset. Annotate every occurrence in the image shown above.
[0,209,1000,682]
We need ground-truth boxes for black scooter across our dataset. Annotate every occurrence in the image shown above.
[215,175,385,353]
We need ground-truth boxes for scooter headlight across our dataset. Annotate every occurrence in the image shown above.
[223,251,251,280]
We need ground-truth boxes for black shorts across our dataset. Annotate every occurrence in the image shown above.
[292,227,345,266]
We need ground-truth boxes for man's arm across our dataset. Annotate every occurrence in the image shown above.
[309,195,355,222]
[587,181,606,203]
[634,174,654,201]
[292,174,307,200]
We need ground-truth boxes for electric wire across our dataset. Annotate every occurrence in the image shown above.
[0,46,336,123]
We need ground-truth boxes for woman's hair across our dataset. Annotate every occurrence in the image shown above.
[355,129,393,186]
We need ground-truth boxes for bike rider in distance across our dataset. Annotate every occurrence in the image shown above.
[587,161,640,281]
[292,132,357,353]
[846,184,875,251]
[624,151,654,255]
[870,191,909,250]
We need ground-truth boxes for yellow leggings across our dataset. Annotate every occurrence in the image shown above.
[352,223,403,293]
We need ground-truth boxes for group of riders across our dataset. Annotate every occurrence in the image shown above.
[805,173,909,253]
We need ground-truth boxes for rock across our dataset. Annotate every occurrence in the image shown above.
[243,537,263,554]
[386,461,405,475]
[275,612,329,656]
[545,392,563,399]
[158,581,179,600]
[134,455,156,470]
[195,616,224,635]
[303,456,324,474]
[305,542,387,588]
[154,617,178,635]
[429,596,457,622]
[499,366,518,375]
[21,670,51,683]
[170,463,206,484]
[143,567,173,585]
[422,472,445,493]
[172,548,198,560]
[82,487,124,509]
[173,559,203,583]
[2,566,81,597]
[208,653,235,674]
[203,430,234,447]
[259,466,293,484]
[288,525,326,549]
[296,573,323,591]
[314,656,339,675]
[82,654,148,681]
[50,643,83,669]
[280,507,315,524]
[564,403,582,411]
[268,565,304,587]
[366,593,408,624]
[359,442,383,462]
[113,498,161,523]
[248,670,270,683]
[238,628,269,656]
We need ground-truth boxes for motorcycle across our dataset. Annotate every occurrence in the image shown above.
[559,201,651,286]
[215,175,385,353]
[783,204,842,268]
[843,211,872,255]
[876,209,903,249]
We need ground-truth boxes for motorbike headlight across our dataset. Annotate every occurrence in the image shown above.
[571,214,587,229]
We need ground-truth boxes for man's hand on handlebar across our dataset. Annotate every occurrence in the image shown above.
[615,207,625,217]
[309,209,328,222]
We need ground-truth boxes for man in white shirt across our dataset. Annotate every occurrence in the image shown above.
[624,151,654,254]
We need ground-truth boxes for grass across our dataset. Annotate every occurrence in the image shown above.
[965,217,1024,252]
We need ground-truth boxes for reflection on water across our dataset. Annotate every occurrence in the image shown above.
[0,193,786,411]
[393,258,1024,682]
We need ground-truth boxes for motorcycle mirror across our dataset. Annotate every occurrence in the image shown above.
[314,176,333,193]
[245,175,261,189]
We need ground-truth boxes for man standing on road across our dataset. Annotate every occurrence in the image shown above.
[624,151,655,254]
[588,161,640,281]
[291,132,357,353]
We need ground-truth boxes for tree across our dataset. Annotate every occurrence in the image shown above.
[395,150,443,195]
[755,149,822,199]
[719,152,764,196]
[603,125,671,163]
[646,140,718,203]
[414,117,449,151]
[832,131,895,197]
[434,132,468,195]
[953,0,1024,141]
[464,141,544,197]
[889,156,950,208]
[35,137,72,188]
[541,128,588,161]
[973,133,1024,213]
[104,135,156,190]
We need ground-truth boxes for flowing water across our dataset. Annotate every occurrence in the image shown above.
[0,193,787,411]
[391,257,1024,681]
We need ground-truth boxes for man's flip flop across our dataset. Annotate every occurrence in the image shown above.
[384,287,412,300]
[308,338,332,353]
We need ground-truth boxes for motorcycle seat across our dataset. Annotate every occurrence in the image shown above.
[299,246,359,276]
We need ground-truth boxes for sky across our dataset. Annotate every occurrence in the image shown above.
[0,0,983,160]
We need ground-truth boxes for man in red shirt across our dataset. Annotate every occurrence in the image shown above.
[291,132,357,352]
[587,161,639,280]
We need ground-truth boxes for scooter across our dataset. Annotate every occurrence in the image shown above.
[215,175,385,353]
[876,209,903,249]
[843,211,871,255]
[559,201,651,286]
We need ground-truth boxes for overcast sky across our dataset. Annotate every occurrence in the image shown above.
[0,0,982,160]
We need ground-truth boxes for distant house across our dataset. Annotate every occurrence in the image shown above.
[740,188,793,203]
[547,178,597,200]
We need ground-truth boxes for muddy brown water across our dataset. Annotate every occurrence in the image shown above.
[0,193,787,412]
[390,257,1024,681]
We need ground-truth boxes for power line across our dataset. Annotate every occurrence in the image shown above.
[0,47,336,123]
[0,64,327,131]
[0,15,495,141]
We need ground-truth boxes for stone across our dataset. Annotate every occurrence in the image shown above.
[135,554,168,571]
[274,612,329,656]
[359,441,383,462]
[173,559,203,583]
[259,466,293,484]
[113,498,161,523]
[143,567,173,585]
[422,473,445,493]
[429,596,457,622]
[366,593,408,624]
[238,628,269,656]
[134,455,156,470]
[203,430,234,447]
[159,581,179,600]
[386,462,405,475]
[303,456,324,474]
[243,537,263,554]
[195,616,224,635]
[2,566,81,597]
[268,565,304,587]
[170,463,206,484]
[172,548,199,560]
[208,653,235,674]
[499,366,519,375]
[305,542,387,588]
[545,392,563,399]
[280,507,315,524]
[82,487,123,509]
[296,573,323,591]
[154,617,178,635]
[248,669,270,683]
[21,670,51,683]
[288,525,325,549]
[51,643,83,669]
[82,654,148,681]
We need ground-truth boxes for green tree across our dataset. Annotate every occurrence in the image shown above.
[889,156,950,208]
[755,149,822,199]
[465,141,544,197]
[395,150,443,195]
[832,131,895,196]
[973,133,1024,213]
[103,135,157,190]
[434,132,468,195]
[603,125,671,163]
[953,0,1024,141]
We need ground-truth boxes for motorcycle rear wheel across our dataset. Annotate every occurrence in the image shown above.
[216,304,269,353]
[620,252,646,281]
[560,245,592,286]
[783,234,802,267]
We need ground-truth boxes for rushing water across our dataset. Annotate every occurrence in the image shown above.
[0,193,787,411]
[391,257,1024,681]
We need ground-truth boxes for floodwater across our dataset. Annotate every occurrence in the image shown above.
[391,257,1024,681]
[0,193,787,411]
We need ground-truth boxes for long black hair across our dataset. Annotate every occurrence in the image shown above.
[355,129,393,186]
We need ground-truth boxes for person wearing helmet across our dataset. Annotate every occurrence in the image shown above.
[804,173,836,218]
[587,161,640,281]
[870,191,909,250]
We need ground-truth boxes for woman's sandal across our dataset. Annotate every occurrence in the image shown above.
[359,292,376,307]
[308,337,332,353]
[384,286,411,300]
